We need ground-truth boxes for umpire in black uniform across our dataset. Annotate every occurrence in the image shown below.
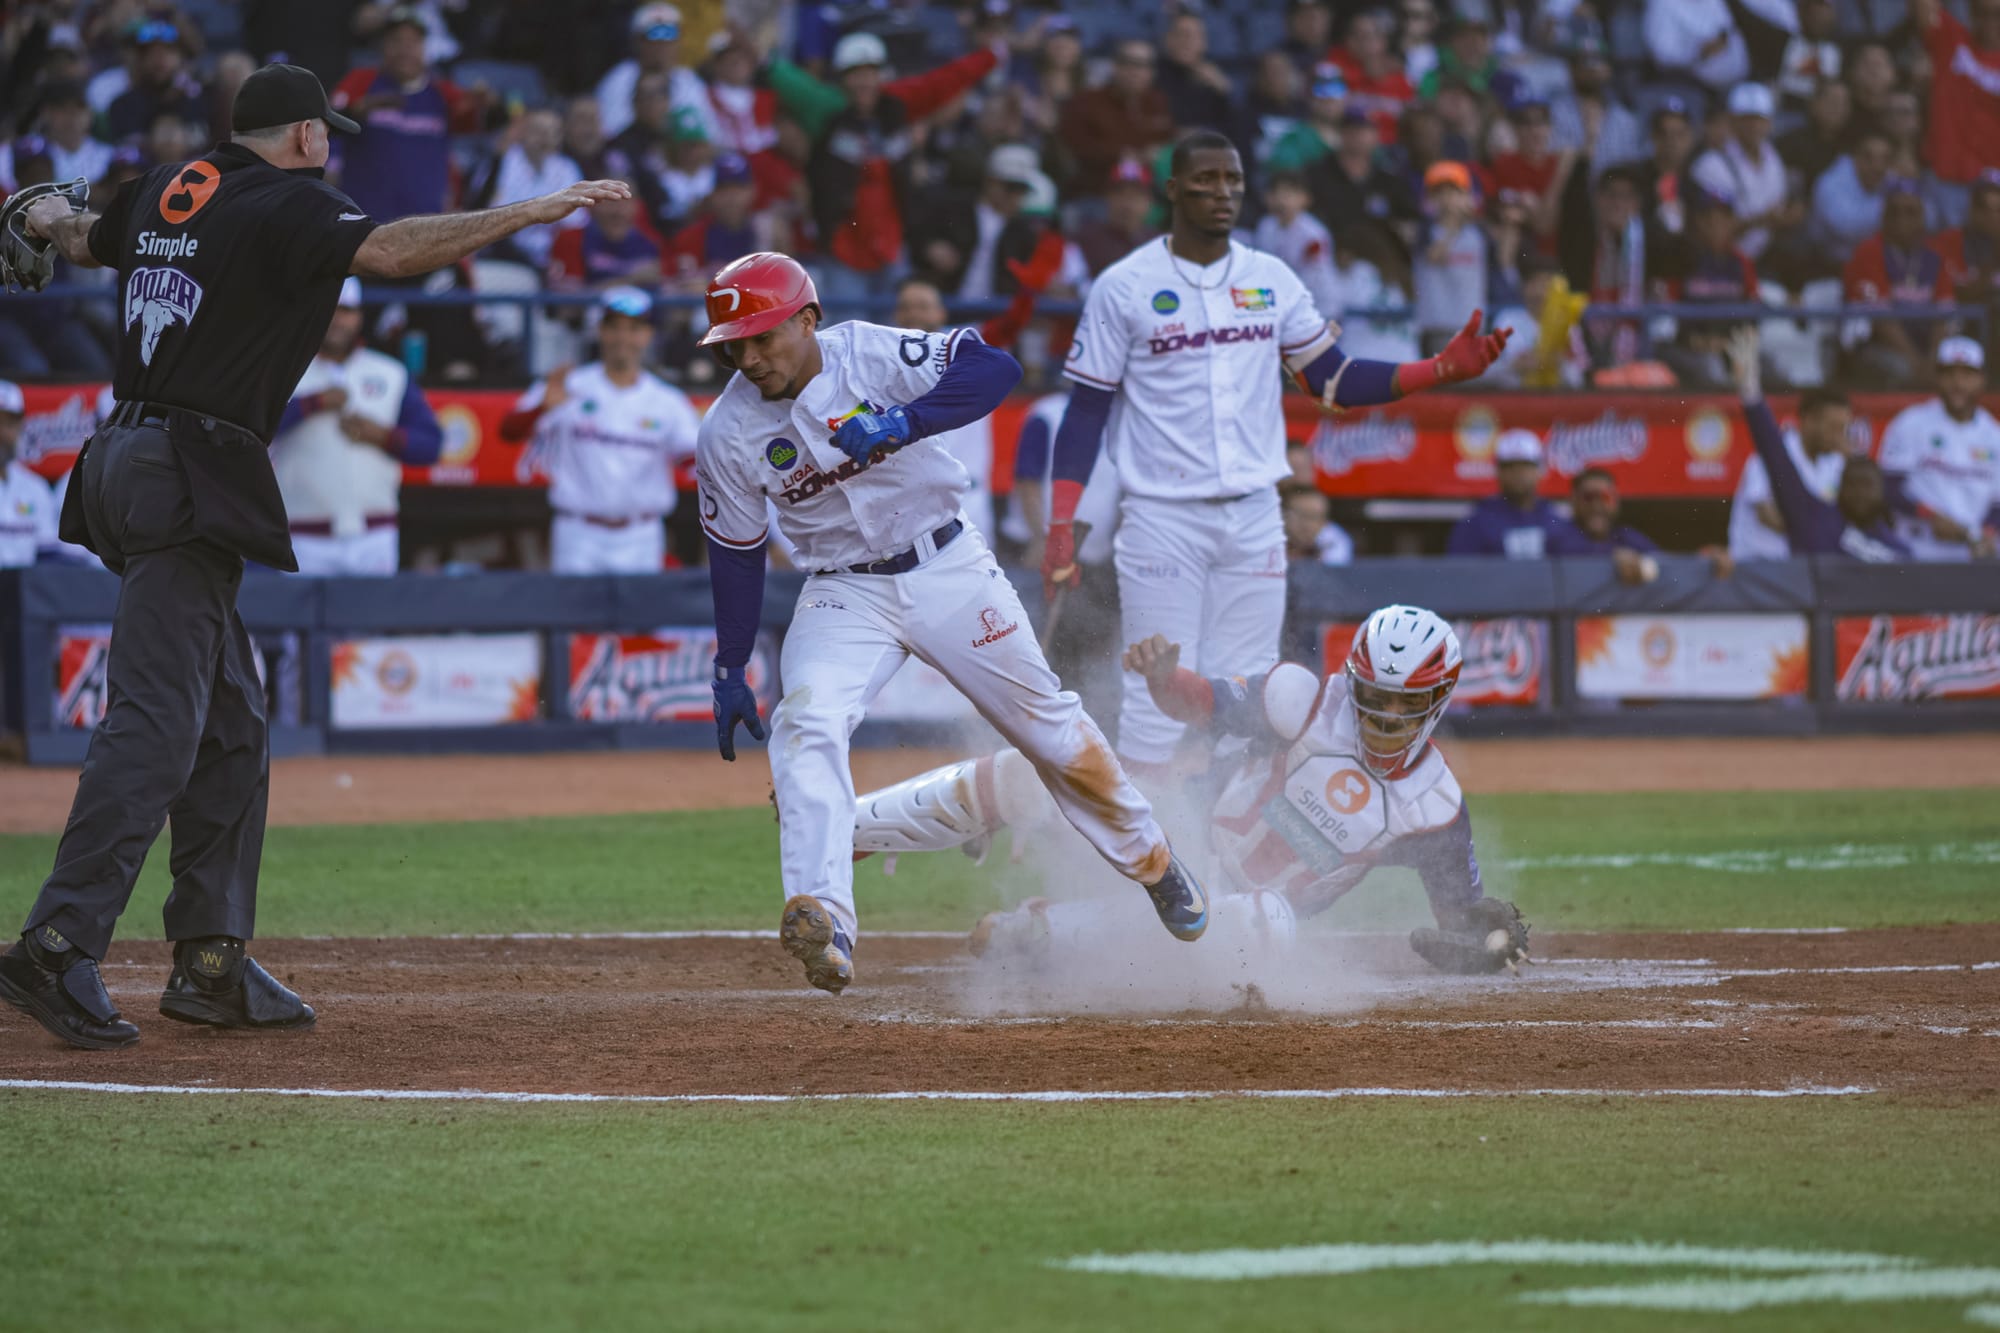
[0,65,631,1049]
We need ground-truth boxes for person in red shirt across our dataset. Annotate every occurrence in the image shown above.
[1326,9,1413,144]
[1843,182,1955,388]
[1057,39,1177,195]
[1488,97,1576,256]
[1914,0,2000,227]
[546,182,665,292]
[1936,168,2000,301]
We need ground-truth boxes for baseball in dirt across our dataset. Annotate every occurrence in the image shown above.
[335,773,354,789]
[1486,929,1512,953]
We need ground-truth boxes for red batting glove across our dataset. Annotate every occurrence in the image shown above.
[1396,311,1513,394]
[1041,478,1085,601]
[1005,228,1067,295]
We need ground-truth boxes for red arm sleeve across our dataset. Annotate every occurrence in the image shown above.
[438,80,485,134]
[885,49,999,121]
[1148,668,1217,725]
[498,403,548,442]
[331,69,376,110]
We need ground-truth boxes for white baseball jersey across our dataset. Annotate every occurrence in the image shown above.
[1877,398,2000,560]
[696,321,980,570]
[1066,237,1336,501]
[931,413,993,543]
[274,345,411,535]
[1729,427,1847,561]
[0,460,56,568]
[515,362,701,520]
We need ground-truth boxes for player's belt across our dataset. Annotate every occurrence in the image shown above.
[291,515,398,537]
[556,509,661,530]
[105,399,258,439]
[827,518,963,576]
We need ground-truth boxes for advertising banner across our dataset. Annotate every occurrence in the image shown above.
[330,633,542,729]
[1834,614,2000,702]
[1319,617,1546,707]
[55,625,301,729]
[1574,614,1809,700]
[568,629,777,721]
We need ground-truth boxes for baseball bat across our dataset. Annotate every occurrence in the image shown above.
[1038,522,1091,653]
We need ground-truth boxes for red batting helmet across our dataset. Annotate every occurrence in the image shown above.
[698,252,820,361]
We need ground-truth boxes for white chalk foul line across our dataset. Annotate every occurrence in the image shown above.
[1519,1268,2000,1311]
[0,1079,1876,1106]
[1504,840,2000,874]
[1968,1302,2000,1328]
[1055,1239,1916,1280]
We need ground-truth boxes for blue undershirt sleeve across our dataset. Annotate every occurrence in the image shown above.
[394,378,444,465]
[707,537,767,670]
[1050,383,1115,486]
[1013,413,1053,483]
[901,337,1024,441]
[1296,343,1403,407]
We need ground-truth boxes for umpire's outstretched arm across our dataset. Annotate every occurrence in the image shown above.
[350,179,631,279]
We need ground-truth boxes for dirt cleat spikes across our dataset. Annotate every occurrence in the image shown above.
[1142,852,1209,942]
[779,895,855,993]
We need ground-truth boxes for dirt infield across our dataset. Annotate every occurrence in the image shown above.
[3,926,1994,1099]
[2,733,1997,833]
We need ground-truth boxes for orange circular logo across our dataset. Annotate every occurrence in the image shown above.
[1324,768,1371,816]
[158,161,219,225]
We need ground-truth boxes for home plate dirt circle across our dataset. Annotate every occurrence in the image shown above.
[1,926,1994,1100]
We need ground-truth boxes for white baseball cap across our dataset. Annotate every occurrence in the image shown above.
[833,32,889,72]
[631,3,682,39]
[337,276,364,309]
[1937,335,1986,370]
[0,379,23,416]
[1494,428,1544,464]
[986,143,1041,185]
[1727,83,1775,118]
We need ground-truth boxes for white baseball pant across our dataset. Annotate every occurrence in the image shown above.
[290,526,399,576]
[1112,490,1287,766]
[551,513,665,574]
[771,524,1169,943]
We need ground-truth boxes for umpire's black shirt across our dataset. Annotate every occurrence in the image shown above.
[75,141,378,569]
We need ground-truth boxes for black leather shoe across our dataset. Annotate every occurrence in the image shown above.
[159,938,315,1032]
[0,929,141,1050]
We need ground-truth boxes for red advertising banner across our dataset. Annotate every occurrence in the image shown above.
[54,624,112,729]
[1834,614,2000,702]
[1320,617,1544,707]
[568,629,777,722]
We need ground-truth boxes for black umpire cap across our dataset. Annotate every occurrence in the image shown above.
[231,63,361,135]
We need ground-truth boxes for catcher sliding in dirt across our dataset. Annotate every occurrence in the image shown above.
[854,604,1530,975]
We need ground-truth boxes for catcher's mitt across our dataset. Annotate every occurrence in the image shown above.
[1409,897,1530,975]
[0,177,91,294]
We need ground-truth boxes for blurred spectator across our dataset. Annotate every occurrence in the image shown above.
[1327,228,1422,361]
[911,143,1050,299]
[469,108,585,268]
[1775,0,1840,110]
[605,72,677,231]
[1413,160,1486,353]
[889,278,997,541]
[205,50,256,144]
[241,0,368,90]
[104,19,204,143]
[272,278,443,576]
[0,381,56,568]
[1012,16,1084,137]
[1842,183,1953,389]
[1074,155,1159,276]
[1635,96,1697,238]
[1878,337,2000,560]
[139,109,203,170]
[1256,171,1341,314]
[597,4,714,143]
[1655,187,1759,389]
[1417,12,1497,99]
[547,179,664,292]
[562,96,611,181]
[1570,166,1652,369]
[30,81,113,188]
[665,154,778,288]
[1938,169,2000,302]
[1157,11,1237,136]
[331,8,487,222]
[1385,101,1449,205]
[1446,429,1569,557]
[1398,0,1441,86]
[654,108,718,233]
[1306,107,1416,255]
[1488,97,1576,257]
[1327,10,1414,144]
[1843,41,1899,144]
[1430,76,1485,163]
[1282,0,1337,78]
[1645,0,1753,93]
[1548,36,1644,176]
[1268,65,1347,172]
[1729,383,1853,561]
[1808,128,1894,266]
[1914,0,2000,229]
[1280,479,1354,564]
[701,33,775,157]
[1246,51,1308,161]
[1550,468,1663,582]
[1690,84,1788,262]
[1488,255,1586,388]
[1881,89,1925,182]
[1057,38,1174,195]
[1777,79,1853,193]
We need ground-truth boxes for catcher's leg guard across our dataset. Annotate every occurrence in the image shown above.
[853,749,1053,855]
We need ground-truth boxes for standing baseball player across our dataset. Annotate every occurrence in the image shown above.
[850,606,1530,977]
[0,62,631,1050]
[501,286,701,574]
[1046,129,1510,775]
[693,251,1208,993]
[0,379,58,568]
[272,276,443,575]
[1876,336,2000,560]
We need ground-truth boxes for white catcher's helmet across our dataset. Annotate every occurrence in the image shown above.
[1345,605,1462,777]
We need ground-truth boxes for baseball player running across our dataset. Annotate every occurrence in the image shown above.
[693,252,1208,993]
[1046,129,1510,774]
[1876,336,2000,560]
[852,605,1529,976]
[500,286,701,574]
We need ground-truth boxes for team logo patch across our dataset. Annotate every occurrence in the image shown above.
[157,160,219,225]
[970,605,1019,648]
[764,437,799,471]
[1230,286,1275,312]
[124,267,204,365]
[1151,290,1180,314]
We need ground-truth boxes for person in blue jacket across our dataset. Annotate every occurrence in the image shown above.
[1446,428,1572,557]
[1729,328,1911,561]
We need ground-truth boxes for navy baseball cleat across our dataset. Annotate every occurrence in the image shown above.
[780,895,855,993]
[158,937,316,1032]
[1142,851,1209,942]
[0,927,141,1050]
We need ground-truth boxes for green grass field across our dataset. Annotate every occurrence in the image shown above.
[2,785,1996,1331]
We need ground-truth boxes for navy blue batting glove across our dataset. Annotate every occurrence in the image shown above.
[830,403,915,466]
[712,665,766,762]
